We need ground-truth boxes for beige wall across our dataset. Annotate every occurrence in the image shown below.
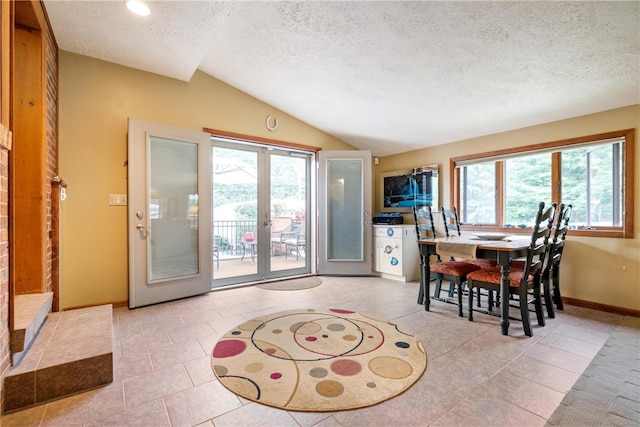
[377,105,640,312]
[59,50,638,312]
[59,52,354,309]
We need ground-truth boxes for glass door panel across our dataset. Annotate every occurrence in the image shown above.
[211,139,313,287]
[318,150,371,275]
[269,152,310,273]
[211,145,259,285]
[149,137,199,281]
[327,159,363,260]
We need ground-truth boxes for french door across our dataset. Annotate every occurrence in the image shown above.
[128,119,212,308]
[318,150,372,275]
[127,119,368,307]
[211,139,313,287]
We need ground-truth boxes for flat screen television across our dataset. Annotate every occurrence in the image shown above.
[379,166,438,212]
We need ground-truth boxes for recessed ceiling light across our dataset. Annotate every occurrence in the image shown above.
[126,0,150,16]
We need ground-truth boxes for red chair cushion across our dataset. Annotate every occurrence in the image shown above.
[468,259,498,268]
[431,261,481,276]
[510,260,526,270]
[467,267,534,287]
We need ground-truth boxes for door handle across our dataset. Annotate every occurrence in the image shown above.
[136,223,148,239]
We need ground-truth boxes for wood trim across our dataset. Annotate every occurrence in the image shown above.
[451,128,634,164]
[495,161,504,226]
[12,24,45,295]
[450,128,634,238]
[623,129,634,237]
[64,296,640,318]
[563,297,640,318]
[551,152,560,203]
[203,127,322,153]
[449,159,457,210]
[63,300,128,311]
[0,0,11,128]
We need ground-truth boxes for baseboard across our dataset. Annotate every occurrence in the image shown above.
[562,297,640,318]
[63,296,640,318]
[63,300,128,311]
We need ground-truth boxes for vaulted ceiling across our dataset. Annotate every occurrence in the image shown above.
[44,1,640,156]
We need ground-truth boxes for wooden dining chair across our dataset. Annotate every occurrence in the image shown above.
[543,203,572,316]
[413,204,481,317]
[413,204,438,305]
[441,206,497,270]
[414,204,437,241]
[440,206,496,309]
[466,201,556,337]
[510,203,572,318]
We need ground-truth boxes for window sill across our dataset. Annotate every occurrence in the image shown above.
[460,226,627,239]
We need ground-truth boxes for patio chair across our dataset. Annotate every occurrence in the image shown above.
[270,217,292,256]
[284,229,305,260]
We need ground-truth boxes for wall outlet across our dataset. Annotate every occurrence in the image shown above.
[109,194,127,206]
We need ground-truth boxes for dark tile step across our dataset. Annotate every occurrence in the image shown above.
[4,305,113,413]
[10,293,53,365]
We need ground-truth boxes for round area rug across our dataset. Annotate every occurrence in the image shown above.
[257,277,322,291]
[210,308,427,412]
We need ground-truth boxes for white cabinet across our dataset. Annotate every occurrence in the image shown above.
[372,225,419,282]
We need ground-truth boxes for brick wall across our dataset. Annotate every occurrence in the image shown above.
[0,0,10,412]
[0,0,58,411]
[0,125,11,412]
[45,18,59,300]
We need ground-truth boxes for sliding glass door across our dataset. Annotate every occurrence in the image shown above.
[212,139,313,287]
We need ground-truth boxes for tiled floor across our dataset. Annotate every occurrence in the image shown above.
[1,276,635,427]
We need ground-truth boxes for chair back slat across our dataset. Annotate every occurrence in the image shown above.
[441,206,462,238]
[519,201,556,287]
[544,203,572,275]
[413,204,436,240]
[554,203,572,240]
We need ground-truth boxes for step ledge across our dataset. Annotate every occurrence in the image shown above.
[4,305,114,413]
[10,293,53,365]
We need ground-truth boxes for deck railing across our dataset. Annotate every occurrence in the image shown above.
[213,220,256,257]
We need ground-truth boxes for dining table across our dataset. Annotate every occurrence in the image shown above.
[418,235,532,336]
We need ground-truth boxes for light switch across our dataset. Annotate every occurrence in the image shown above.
[109,194,127,206]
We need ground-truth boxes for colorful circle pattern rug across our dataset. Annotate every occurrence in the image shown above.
[211,308,427,412]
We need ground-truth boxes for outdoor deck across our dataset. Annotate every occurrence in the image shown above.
[212,251,307,280]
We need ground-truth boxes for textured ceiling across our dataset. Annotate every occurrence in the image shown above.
[44,1,640,156]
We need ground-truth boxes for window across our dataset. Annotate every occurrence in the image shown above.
[460,162,495,224]
[504,153,551,226]
[452,129,634,238]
